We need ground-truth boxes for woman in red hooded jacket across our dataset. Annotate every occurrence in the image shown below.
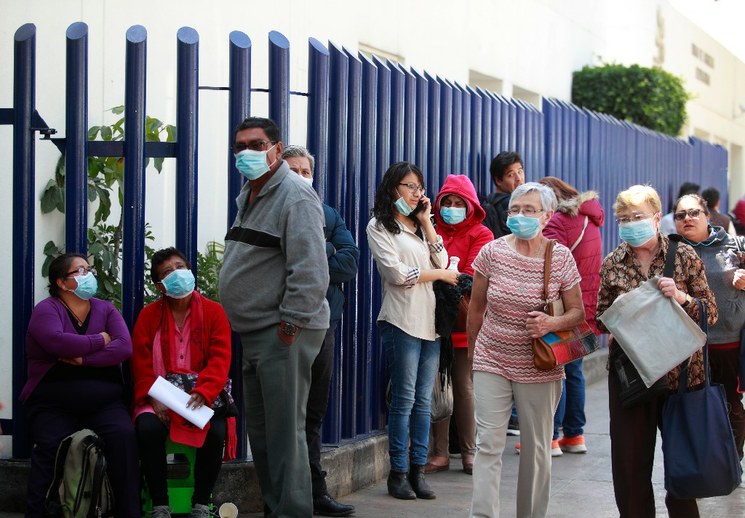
[539,176,604,455]
[425,174,494,475]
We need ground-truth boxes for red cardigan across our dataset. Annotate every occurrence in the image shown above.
[131,291,233,408]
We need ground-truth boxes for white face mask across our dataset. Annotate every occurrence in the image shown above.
[299,176,314,187]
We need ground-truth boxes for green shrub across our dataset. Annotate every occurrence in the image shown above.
[571,63,689,136]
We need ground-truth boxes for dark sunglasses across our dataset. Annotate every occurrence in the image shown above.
[673,208,706,221]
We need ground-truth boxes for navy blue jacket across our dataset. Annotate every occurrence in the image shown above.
[323,204,360,322]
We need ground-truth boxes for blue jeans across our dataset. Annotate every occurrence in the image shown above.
[553,358,586,439]
[381,322,440,472]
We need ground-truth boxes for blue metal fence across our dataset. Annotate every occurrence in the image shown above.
[4,23,729,458]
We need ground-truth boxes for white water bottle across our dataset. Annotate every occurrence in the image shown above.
[448,256,460,271]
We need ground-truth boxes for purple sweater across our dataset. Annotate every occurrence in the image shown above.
[20,296,133,403]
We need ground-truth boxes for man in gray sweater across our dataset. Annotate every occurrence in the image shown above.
[220,117,330,517]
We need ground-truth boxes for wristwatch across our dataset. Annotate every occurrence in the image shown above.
[280,321,299,336]
[681,294,694,307]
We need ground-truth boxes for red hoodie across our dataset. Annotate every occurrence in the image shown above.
[434,174,494,347]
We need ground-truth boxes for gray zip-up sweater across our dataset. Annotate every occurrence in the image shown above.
[680,226,745,344]
[220,161,330,333]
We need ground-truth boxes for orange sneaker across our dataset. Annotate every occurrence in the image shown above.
[558,434,587,453]
[515,440,563,457]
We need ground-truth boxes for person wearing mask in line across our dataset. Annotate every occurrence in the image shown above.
[220,117,330,517]
[597,185,717,518]
[131,247,234,518]
[672,194,745,459]
[367,162,458,500]
[480,151,525,436]
[424,174,493,476]
[468,183,585,517]
[659,181,699,236]
[282,145,359,517]
[21,253,140,518]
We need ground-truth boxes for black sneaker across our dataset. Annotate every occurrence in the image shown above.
[507,415,520,436]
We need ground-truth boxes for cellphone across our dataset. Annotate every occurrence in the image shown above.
[409,199,426,218]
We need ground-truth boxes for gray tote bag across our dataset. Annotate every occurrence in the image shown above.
[597,276,706,387]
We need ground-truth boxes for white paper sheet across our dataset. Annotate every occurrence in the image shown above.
[148,376,214,429]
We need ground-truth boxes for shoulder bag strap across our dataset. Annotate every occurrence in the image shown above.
[542,240,555,303]
[663,239,678,278]
[569,216,590,252]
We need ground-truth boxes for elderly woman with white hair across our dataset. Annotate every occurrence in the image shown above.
[467,182,585,518]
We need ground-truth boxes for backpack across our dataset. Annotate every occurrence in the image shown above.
[44,429,115,518]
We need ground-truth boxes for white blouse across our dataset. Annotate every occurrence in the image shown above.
[366,217,448,340]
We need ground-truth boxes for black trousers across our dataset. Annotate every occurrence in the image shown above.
[136,412,226,506]
[305,322,337,498]
[710,346,745,459]
[25,380,140,518]
[608,372,699,518]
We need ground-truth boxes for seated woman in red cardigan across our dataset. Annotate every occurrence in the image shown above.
[131,247,234,518]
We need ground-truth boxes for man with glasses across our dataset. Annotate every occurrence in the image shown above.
[220,117,330,517]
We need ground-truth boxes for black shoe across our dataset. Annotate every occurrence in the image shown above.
[387,470,416,500]
[408,465,436,499]
[313,494,355,517]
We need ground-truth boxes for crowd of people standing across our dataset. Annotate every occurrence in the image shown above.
[17,115,745,518]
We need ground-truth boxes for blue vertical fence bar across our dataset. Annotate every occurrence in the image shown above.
[403,67,416,160]
[227,31,251,227]
[307,38,329,199]
[460,85,471,176]
[340,47,363,440]
[176,27,199,270]
[357,51,378,432]
[413,70,428,171]
[451,82,463,175]
[438,78,452,186]
[121,25,147,330]
[468,86,481,183]
[11,22,37,458]
[65,22,88,254]
[388,61,405,164]
[268,31,290,144]
[425,72,440,195]
[478,88,492,196]
[323,41,349,444]
[227,30,251,459]
[373,56,391,180]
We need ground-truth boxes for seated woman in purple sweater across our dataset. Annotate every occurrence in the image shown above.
[20,253,140,518]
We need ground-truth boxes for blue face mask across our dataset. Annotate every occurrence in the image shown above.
[234,146,275,180]
[395,196,413,216]
[160,269,196,299]
[618,219,657,247]
[507,214,541,240]
[72,272,98,301]
[440,207,467,225]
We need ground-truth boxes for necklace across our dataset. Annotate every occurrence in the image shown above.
[59,298,89,326]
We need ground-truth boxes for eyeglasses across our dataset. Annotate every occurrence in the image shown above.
[233,140,276,153]
[673,208,706,221]
[507,208,544,217]
[615,213,654,225]
[66,266,96,278]
[399,183,426,195]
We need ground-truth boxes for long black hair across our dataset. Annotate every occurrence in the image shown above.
[371,161,424,234]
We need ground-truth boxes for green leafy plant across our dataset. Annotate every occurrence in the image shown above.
[196,241,224,302]
[571,63,690,136]
[40,106,175,306]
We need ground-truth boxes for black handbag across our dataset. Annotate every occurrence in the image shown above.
[661,307,743,498]
[609,241,677,408]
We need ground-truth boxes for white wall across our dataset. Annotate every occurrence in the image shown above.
[1,0,744,456]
